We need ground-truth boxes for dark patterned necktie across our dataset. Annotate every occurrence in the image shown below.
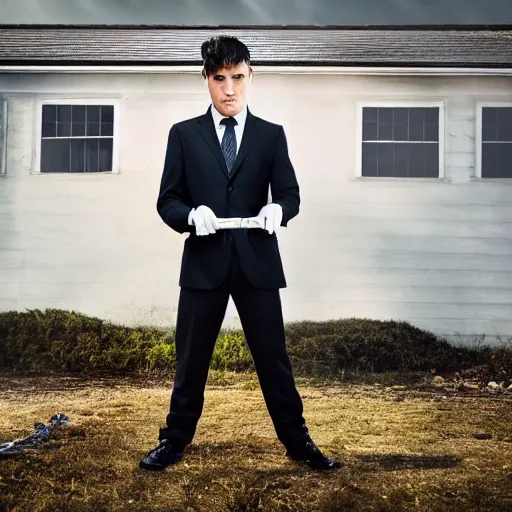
[220,117,238,173]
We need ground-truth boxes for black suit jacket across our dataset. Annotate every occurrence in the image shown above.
[156,106,300,290]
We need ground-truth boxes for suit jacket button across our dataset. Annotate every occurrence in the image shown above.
[228,186,233,192]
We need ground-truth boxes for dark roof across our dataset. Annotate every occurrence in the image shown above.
[1,26,512,68]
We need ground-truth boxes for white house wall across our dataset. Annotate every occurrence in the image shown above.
[0,72,511,345]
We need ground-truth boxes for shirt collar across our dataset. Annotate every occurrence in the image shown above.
[211,103,247,129]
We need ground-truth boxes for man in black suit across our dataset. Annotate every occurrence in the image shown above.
[139,36,340,471]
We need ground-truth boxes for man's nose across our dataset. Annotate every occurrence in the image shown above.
[223,79,234,95]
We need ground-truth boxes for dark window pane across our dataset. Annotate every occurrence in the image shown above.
[41,139,70,172]
[425,108,438,125]
[425,124,439,142]
[71,122,86,137]
[42,105,56,123]
[482,108,498,126]
[99,139,113,172]
[101,106,114,123]
[425,144,439,177]
[394,108,408,126]
[363,107,378,123]
[362,142,378,176]
[57,105,71,123]
[378,124,393,140]
[87,122,100,137]
[72,105,86,123]
[498,126,512,142]
[40,104,115,173]
[86,139,99,172]
[409,108,424,126]
[394,143,409,176]
[483,125,498,142]
[497,143,512,178]
[482,143,499,177]
[57,122,71,137]
[42,122,56,138]
[70,139,86,172]
[378,108,393,125]
[101,122,114,137]
[377,143,393,177]
[87,106,100,123]
[409,125,424,141]
[409,144,427,177]
[363,122,377,140]
[393,125,408,141]
[498,107,512,126]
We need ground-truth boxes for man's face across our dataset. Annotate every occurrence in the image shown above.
[206,62,252,117]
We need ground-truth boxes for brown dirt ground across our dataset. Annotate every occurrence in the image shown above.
[0,372,511,512]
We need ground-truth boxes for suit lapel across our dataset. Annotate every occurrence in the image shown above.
[197,106,229,178]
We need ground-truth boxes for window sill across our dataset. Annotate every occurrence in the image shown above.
[350,176,449,183]
[30,171,119,175]
[470,178,512,183]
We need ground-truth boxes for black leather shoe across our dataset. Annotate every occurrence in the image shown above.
[285,436,342,470]
[139,439,185,471]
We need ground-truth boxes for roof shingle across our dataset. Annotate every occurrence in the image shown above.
[0,26,511,67]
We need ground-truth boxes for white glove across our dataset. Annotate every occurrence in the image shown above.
[188,205,219,236]
[256,203,283,235]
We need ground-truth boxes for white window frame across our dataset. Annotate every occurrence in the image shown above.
[475,101,512,180]
[355,100,445,180]
[34,98,120,174]
[0,99,7,175]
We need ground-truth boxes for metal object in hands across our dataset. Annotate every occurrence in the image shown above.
[216,216,265,230]
[0,413,71,458]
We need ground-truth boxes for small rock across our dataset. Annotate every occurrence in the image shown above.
[487,381,500,390]
[432,376,445,386]
[473,433,492,440]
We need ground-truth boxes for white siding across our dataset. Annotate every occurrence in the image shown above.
[0,72,511,345]
[0,99,7,175]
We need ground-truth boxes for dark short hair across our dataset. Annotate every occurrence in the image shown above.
[201,35,251,77]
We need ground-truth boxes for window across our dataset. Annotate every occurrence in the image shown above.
[0,99,7,175]
[38,102,118,173]
[358,104,442,178]
[478,106,512,178]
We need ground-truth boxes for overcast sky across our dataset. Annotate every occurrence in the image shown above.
[0,0,511,25]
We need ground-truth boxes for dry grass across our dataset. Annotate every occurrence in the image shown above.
[0,372,511,512]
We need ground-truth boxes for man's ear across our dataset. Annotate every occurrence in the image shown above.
[202,69,209,91]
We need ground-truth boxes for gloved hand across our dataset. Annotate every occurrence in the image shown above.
[256,203,283,235]
[188,205,219,236]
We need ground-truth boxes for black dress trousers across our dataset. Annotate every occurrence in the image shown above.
[158,240,309,448]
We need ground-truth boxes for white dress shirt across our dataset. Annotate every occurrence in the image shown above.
[210,103,247,153]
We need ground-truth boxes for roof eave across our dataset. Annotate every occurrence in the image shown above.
[1,62,511,76]
[1,23,512,31]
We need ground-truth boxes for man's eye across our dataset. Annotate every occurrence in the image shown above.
[214,76,224,81]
